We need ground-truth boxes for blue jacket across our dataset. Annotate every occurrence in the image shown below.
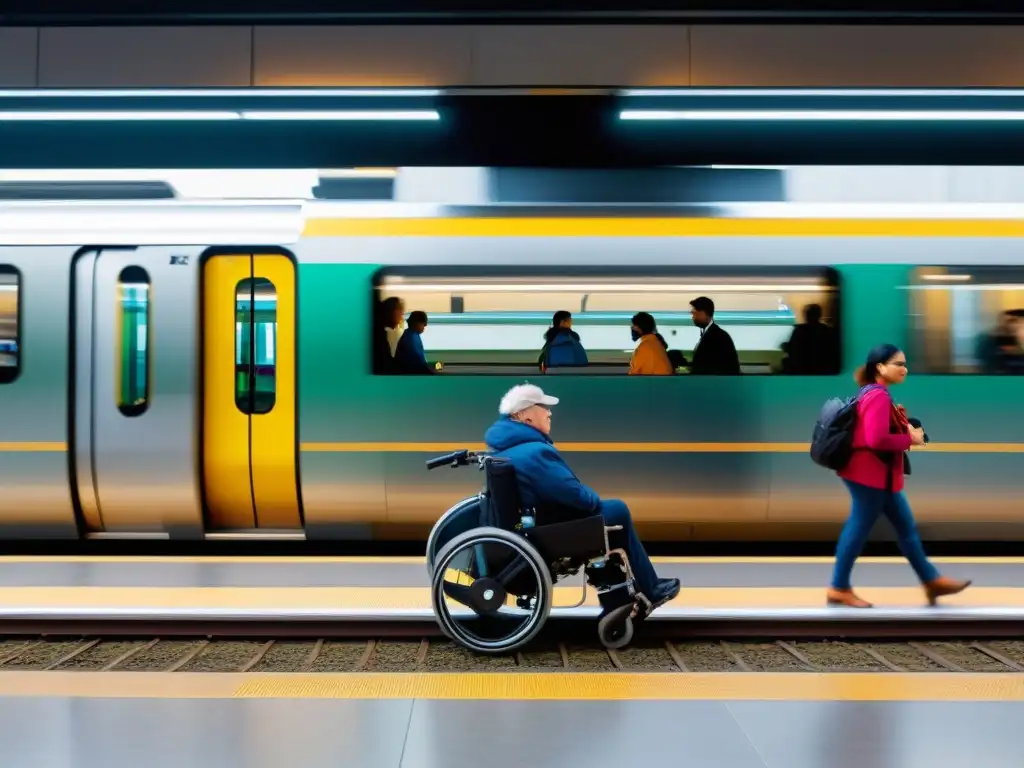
[483,416,601,517]
[542,329,588,368]
[395,329,433,374]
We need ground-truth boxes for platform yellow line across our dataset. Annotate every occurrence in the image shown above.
[0,586,1020,610]
[0,671,1021,701]
[302,216,1024,239]
[299,441,1024,453]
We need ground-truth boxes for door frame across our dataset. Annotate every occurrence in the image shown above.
[197,246,305,531]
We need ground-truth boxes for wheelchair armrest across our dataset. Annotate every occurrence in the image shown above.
[524,515,608,563]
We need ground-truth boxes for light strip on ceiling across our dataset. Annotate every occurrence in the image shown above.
[620,109,1024,121]
[0,110,440,122]
[0,88,441,98]
[621,88,1024,97]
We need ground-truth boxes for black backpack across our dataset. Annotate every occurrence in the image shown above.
[810,385,879,471]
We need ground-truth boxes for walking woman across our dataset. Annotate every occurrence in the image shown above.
[827,344,971,608]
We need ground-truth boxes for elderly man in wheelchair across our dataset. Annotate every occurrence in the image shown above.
[425,384,681,654]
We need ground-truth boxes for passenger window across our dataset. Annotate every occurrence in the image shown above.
[0,266,19,384]
[235,277,277,414]
[116,266,150,416]
[372,268,841,376]
[908,266,1024,375]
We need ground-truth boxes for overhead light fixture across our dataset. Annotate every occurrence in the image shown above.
[920,274,973,281]
[0,88,441,98]
[622,88,1024,97]
[620,109,1024,122]
[381,283,823,293]
[0,109,440,122]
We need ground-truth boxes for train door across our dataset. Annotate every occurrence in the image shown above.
[202,252,302,531]
[73,247,205,536]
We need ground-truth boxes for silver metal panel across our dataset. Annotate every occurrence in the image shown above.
[472,26,690,86]
[691,25,1024,87]
[73,250,101,531]
[0,247,77,537]
[299,451,385,536]
[88,247,204,536]
[0,29,38,87]
[254,26,473,86]
[38,27,252,87]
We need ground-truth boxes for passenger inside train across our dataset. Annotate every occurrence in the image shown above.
[781,303,841,375]
[483,383,681,605]
[628,311,674,375]
[394,310,435,374]
[539,310,588,370]
[687,296,741,375]
[977,309,1024,375]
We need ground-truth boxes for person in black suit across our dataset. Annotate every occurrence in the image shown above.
[687,296,741,375]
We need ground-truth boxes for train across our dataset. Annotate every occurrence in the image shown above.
[1,198,1022,545]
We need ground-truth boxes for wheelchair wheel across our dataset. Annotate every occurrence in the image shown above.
[431,526,552,655]
[426,495,482,579]
[597,603,635,650]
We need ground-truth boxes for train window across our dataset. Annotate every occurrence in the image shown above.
[908,266,1024,375]
[373,268,841,376]
[116,266,150,416]
[0,266,19,384]
[235,277,277,414]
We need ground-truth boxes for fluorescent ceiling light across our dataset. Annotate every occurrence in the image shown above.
[620,109,1024,121]
[242,110,439,121]
[0,111,241,121]
[0,110,439,122]
[920,274,973,281]
[0,88,440,98]
[622,88,1024,97]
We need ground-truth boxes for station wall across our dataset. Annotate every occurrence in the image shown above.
[5,25,1024,88]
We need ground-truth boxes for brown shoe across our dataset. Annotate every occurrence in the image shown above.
[826,588,872,608]
[924,577,971,606]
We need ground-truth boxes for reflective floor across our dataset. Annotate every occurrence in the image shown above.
[1,694,1020,768]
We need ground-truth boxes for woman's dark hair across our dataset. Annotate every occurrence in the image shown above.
[854,343,902,387]
[544,310,573,343]
[631,311,656,335]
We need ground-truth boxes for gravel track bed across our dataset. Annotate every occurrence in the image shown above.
[3,639,88,669]
[671,641,742,671]
[308,641,367,672]
[55,641,149,670]
[0,638,1020,673]
[113,640,204,671]
[788,641,891,672]
[924,642,1014,672]
[613,642,680,671]
[249,641,319,673]
[176,641,265,673]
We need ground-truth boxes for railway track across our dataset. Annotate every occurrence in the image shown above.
[2,636,1024,674]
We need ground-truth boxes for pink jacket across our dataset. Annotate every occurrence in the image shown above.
[837,385,913,492]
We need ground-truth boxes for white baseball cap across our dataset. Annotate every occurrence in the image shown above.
[499,383,559,415]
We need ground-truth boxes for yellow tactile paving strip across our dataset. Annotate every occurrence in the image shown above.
[0,586,1020,610]
[0,671,1023,701]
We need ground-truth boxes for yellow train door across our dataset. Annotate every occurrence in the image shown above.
[202,253,301,531]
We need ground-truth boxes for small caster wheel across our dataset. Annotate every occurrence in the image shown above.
[597,603,635,650]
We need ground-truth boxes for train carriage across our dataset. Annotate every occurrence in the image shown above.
[1,200,1022,545]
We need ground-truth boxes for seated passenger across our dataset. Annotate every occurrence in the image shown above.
[540,310,588,370]
[395,310,435,374]
[629,312,674,375]
[483,383,681,606]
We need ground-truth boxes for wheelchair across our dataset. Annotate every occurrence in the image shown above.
[425,449,658,655]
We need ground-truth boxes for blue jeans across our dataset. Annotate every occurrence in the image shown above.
[831,479,940,590]
[600,499,659,597]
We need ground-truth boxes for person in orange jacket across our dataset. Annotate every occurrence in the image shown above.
[628,312,674,375]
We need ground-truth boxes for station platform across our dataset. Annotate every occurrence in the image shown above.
[0,555,1021,627]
